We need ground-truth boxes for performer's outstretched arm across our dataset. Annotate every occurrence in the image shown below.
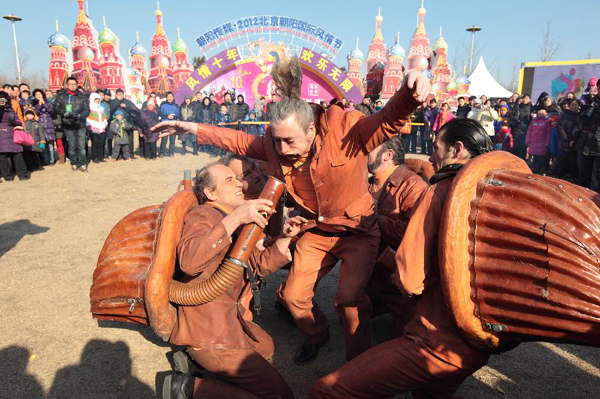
[151,121,269,161]
[348,70,430,154]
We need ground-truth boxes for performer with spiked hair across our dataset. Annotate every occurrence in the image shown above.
[152,56,430,363]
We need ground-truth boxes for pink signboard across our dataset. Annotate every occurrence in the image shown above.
[175,45,362,106]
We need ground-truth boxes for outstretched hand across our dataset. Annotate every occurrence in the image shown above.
[151,121,197,138]
[404,70,431,102]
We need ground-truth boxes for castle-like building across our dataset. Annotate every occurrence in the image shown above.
[347,0,465,103]
[47,0,192,102]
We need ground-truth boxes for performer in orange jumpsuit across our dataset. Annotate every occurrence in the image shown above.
[365,135,428,332]
[153,57,430,363]
[310,119,494,399]
[164,163,306,399]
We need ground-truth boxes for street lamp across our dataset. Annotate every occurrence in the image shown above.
[3,14,23,83]
[466,25,481,76]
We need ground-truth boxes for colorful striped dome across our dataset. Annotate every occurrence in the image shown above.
[48,32,69,50]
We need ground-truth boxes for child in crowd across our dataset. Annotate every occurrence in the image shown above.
[526,108,552,174]
[548,114,562,175]
[86,93,108,164]
[211,104,233,156]
[23,110,45,171]
[494,120,514,151]
[244,110,262,136]
[109,109,132,161]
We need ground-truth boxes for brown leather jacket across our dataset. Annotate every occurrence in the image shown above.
[375,165,428,249]
[195,85,421,232]
[169,205,291,349]
[394,163,489,368]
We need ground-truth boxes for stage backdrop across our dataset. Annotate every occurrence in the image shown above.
[519,60,600,100]
[175,46,363,107]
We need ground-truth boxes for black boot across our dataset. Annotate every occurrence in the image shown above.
[294,331,329,365]
[172,350,203,377]
[274,300,295,325]
[162,372,195,399]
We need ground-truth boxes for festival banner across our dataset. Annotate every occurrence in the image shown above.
[521,60,600,100]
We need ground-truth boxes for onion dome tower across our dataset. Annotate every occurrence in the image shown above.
[381,32,406,100]
[172,28,194,91]
[407,0,431,72]
[148,0,174,96]
[365,7,387,96]
[129,31,150,93]
[98,16,125,92]
[431,26,452,101]
[457,66,471,95]
[48,20,72,92]
[346,37,365,96]
[71,0,100,92]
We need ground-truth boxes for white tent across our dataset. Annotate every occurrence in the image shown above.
[468,56,513,98]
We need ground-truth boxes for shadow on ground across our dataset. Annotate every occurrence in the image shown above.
[0,219,49,259]
[46,339,154,399]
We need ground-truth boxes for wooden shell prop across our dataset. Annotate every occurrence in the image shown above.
[440,151,600,351]
[90,173,286,341]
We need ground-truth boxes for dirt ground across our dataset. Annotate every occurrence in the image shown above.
[1,149,599,399]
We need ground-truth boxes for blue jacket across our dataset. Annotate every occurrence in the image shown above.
[159,101,180,121]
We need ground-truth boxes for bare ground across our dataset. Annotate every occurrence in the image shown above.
[1,151,599,399]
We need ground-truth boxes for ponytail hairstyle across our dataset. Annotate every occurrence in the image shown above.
[269,56,314,132]
[438,119,493,158]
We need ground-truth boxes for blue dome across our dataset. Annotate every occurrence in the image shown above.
[129,41,147,57]
[388,33,405,59]
[48,32,69,50]
[347,47,364,61]
[127,67,140,76]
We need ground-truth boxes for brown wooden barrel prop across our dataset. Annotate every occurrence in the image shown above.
[440,151,600,350]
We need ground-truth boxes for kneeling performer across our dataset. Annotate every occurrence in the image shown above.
[163,162,306,399]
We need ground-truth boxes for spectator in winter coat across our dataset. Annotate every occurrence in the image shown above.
[526,109,552,174]
[493,105,511,133]
[222,92,235,117]
[19,90,36,117]
[407,105,424,154]
[53,76,90,171]
[180,96,198,155]
[33,89,56,165]
[139,101,160,160]
[554,99,580,178]
[265,93,278,120]
[109,109,132,161]
[23,110,45,171]
[510,95,532,159]
[86,93,109,164]
[209,93,220,116]
[213,103,233,127]
[194,97,214,155]
[355,96,373,116]
[432,103,454,132]
[575,79,600,190]
[475,100,498,138]
[422,99,438,155]
[455,96,471,119]
[252,102,265,121]
[494,120,514,151]
[159,91,180,157]
[0,91,29,181]
[231,94,249,123]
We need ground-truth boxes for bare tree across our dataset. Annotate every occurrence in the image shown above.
[192,56,206,70]
[539,20,561,62]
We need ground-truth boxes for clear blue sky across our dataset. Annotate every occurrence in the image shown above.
[1,0,598,88]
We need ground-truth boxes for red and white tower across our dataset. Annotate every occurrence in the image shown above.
[431,26,452,102]
[381,33,406,101]
[71,0,100,92]
[407,0,431,72]
[346,37,365,96]
[172,28,193,91]
[148,0,174,96]
[47,20,72,92]
[129,31,150,93]
[365,8,387,96]
[98,16,125,92]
